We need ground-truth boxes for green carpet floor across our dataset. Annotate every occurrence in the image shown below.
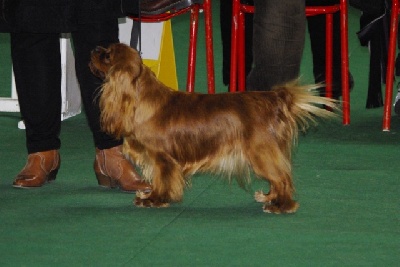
[0,3,399,266]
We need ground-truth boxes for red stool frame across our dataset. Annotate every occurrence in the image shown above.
[383,0,400,131]
[130,0,215,93]
[230,0,350,125]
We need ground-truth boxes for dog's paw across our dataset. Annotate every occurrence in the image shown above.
[254,190,268,203]
[134,191,170,208]
[262,200,299,214]
[254,190,276,204]
[136,190,152,200]
[134,197,170,208]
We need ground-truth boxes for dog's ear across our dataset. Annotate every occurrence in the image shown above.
[108,63,140,89]
[109,50,142,82]
[99,61,141,138]
[104,45,143,100]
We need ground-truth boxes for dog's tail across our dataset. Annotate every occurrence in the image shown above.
[272,79,339,133]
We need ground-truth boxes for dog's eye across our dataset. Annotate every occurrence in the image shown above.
[101,52,111,63]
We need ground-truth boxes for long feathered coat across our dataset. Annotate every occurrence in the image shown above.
[0,0,124,33]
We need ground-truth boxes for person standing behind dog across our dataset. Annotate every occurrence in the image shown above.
[220,0,353,97]
[219,0,306,91]
[0,0,153,191]
[245,0,306,91]
[220,0,306,91]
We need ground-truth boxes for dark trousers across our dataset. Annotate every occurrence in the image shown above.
[220,0,347,93]
[11,19,122,154]
[246,0,306,91]
[219,0,306,91]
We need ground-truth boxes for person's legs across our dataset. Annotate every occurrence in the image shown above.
[72,20,122,150]
[11,32,62,188]
[11,32,62,153]
[72,20,150,192]
[246,0,305,91]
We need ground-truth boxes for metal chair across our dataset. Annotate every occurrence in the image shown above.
[230,0,350,125]
[130,0,215,93]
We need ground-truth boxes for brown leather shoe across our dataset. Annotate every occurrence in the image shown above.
[13,150,60,188]
[140,0,202,15]
[94,145,151,192]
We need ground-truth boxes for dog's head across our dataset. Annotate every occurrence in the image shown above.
[90,43,142,81]
[89,43,144,138]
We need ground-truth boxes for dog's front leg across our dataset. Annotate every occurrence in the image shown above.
[123,138,145,163]
[134,152,185,208]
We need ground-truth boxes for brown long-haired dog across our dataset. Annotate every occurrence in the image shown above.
[90,43,337,214]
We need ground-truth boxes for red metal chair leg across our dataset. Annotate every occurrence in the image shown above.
[203,0,215,94]
[340,0,350,125]
[229,0,240,93]
[383,0,399,131]
[238,6,246,92]
[186,5,199,93]
[325,13,334,99]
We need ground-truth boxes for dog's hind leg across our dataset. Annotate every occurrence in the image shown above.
[249,147,299,214]
[134,151,185,208]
